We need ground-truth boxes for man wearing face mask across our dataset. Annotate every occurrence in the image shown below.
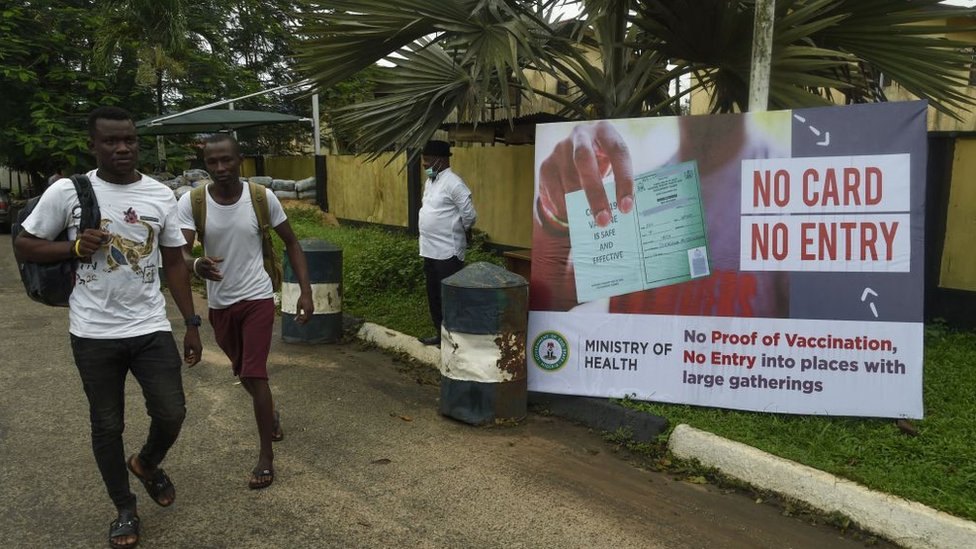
[417,140,477,346]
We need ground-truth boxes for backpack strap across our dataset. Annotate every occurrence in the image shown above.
[248,182,283,291]
[70,174,100,232]
[190,185,208,245]
[249,182,271,232]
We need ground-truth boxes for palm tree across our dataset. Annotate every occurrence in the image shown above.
[96,0,187,115]
[93,0,225,169]
[94,0,223,116]
[295,0,975,156]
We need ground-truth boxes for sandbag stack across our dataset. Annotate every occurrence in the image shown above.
[157,170,314,203]
[295,176,317,202]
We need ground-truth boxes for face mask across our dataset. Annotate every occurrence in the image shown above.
[425,159,442,180]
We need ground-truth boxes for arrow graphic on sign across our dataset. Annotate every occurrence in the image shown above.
[860,287,879,318]
[793,114,831,147]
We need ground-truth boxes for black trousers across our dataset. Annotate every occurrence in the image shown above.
[423,256,464,334]
[70,331,186,511]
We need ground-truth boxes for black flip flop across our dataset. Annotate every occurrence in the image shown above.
[249,467,275,490]
[108,509,140,549]
[127,454,175,507]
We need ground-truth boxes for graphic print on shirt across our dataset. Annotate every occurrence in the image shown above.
[100,206,157,282]
[69,202,100,285]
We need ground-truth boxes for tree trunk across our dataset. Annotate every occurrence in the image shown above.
[155,71,167,172]
[155,70,164,115]
[749,0,776,112]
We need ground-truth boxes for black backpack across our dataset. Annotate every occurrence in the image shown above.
[11,175,101,307]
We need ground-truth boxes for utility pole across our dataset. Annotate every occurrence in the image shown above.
[229,101,237,141]
[749,0,776,112]
[312,93,328,212]
[312,93,321,156]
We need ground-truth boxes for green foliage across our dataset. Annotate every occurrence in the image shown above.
[283,206,504,337]
[464,229,506,267]
[318,66,382,154]
[344,227,425,295]
[296,0,976,156]
[0,2,110,182]
[0,1,360,179]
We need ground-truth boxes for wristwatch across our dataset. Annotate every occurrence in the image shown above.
[185,314,202,328]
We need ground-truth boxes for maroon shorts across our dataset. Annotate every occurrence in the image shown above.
[209,298,275,380]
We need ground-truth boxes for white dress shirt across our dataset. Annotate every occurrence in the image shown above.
[418,167,477,260]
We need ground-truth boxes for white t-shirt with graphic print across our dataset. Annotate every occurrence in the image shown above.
[176,185,287,310]
[21,170,186,339]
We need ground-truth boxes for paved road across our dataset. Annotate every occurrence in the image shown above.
[0,239,891,548]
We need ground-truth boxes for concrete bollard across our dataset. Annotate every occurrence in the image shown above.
[281,239,342,343]
[439,262,528,425]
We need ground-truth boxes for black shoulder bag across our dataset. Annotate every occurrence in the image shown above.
[11,175,101,307]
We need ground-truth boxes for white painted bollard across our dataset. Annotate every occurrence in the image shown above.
[281,239,342,343]
[439,263,528,425]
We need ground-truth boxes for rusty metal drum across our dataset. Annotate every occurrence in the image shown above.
[439,262,528,425]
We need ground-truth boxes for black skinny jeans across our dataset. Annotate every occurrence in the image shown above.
[70,331,186,511]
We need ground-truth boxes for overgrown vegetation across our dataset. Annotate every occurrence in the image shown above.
[284,206,976,523]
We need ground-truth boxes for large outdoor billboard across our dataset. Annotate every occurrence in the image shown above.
[527,102,926,418]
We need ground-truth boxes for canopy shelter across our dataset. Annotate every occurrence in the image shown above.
[136,109,305,136]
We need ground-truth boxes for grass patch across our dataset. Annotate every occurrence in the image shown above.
[619,322,976,522]
[284,205,976,522]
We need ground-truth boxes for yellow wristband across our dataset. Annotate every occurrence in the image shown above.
[73,239,83,257]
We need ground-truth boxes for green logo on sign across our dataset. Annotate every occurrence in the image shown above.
[532,331,569,371]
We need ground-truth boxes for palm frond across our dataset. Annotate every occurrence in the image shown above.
[295,0,976,154]
[326,40,474,159]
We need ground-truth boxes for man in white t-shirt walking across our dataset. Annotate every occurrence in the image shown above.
[15,106,202,549]
[417,140,477,346]
[177,133,313,491]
